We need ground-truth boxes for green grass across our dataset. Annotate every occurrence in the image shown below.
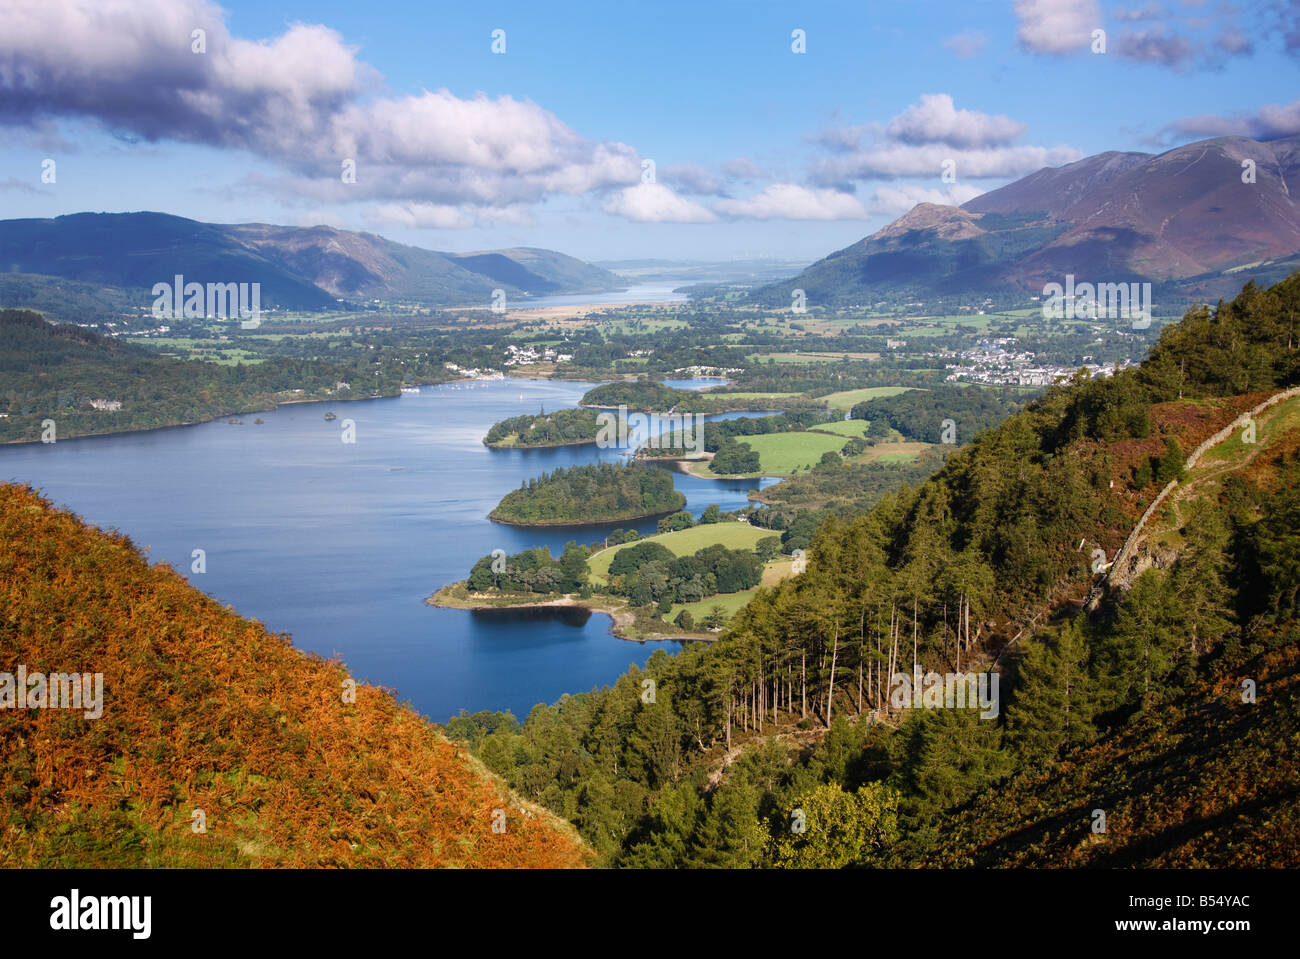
[874,452,919,464]
[587,521,773,582]
[667,588,759,626]
[809,419,869,438]
[820,386,917,411]
[747,351,882,365]
[702,391,804,401]
[735,431,851,474]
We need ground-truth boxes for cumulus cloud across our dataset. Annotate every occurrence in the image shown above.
[661,164,728,196]
[886,94,1026,148]
[602,183,717,223]
[1165,96,1300,140]
[812,143,1081,183]
[867,183,984,217]
[808,95,1079,186]
[1014,0,1103,54]
[943,31,989,59]
[0,0,643,219]
[1115,28,1198,66]
[1112,3,1167,21]
[714,185,867,221]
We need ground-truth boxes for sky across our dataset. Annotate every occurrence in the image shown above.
[1,0,1297,262]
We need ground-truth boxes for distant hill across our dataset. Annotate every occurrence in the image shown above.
[752,134,1300,308]
[0,482,589,867]
[0,212,623,316]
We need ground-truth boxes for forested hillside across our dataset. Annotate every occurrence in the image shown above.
[448,275,1300,867]
[0,484,588,868]
[0,309,438,443]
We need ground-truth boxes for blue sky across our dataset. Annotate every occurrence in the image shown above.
[2,0,1297,261]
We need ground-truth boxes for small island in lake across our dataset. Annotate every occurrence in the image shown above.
[488,461,685,526]
[429,516,794,640]
[483,406,627,448]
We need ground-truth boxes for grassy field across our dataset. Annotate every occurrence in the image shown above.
[701,390,804,401]
[667,556,797,624]
[748,351,882,364]
[809,419,870,438]
[667,588,759,625]
[737,431,850,474]
[820,386,917,411]
[586,521,774,582]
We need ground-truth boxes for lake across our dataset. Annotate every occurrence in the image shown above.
[0,377,777,722]
[511,283,689,309]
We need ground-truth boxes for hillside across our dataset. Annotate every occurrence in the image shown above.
[752,134,1300,308]
[0,212,624,317]
[0,483,589,867]
[447,274,1300,867]
[0,308,417,444]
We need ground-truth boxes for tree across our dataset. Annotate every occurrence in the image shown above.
[700,503,722,524]
[1006,620,1097,764]
[674,610,695,631]
[702,605,729,630]
[1153,435,1186,485]
[769,782,900,868]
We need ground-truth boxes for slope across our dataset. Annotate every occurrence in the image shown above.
[0,483,589,867]
[0,212,623,317]
[751,134,1300,307]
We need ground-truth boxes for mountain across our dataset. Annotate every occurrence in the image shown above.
[0,212,624,315]
[752,134,1300,308]
[0,481,589,867]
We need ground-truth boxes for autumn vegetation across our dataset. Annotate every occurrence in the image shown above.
[0,484,588,868]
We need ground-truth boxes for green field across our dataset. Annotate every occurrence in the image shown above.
[701,391,804,402]
[735,430,851,474]
[820,386,916,410]
[667,587,760,626]
[748,351,882,365]
[809,419,870,438]
[586,521,773,581]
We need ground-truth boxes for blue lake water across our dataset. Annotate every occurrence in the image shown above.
[512,283,689,309]
[0,377,777,722]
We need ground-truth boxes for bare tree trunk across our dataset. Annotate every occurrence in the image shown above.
[825,624,839,728]
[912,597,919,674]
[801,650,807,720]
[887,603,898,701]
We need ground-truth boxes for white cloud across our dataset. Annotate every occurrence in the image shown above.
[661,164,728,196]
[714,184,867,221]
[0,0,642,216]
[867,184,984,217]
[812,142,1083,183]
[602,183,717,223]
[886,94,1026,148]
[1014,0,1103,54]
[367,203,473,230]
[1167,96,1300,139]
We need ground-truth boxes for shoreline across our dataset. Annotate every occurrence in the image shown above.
[484,435,601,450]
[487,496,686,528]
[427,582,718,643]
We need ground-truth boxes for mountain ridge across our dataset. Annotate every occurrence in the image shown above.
[0,212,624,315]
[752,134,1300,308]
